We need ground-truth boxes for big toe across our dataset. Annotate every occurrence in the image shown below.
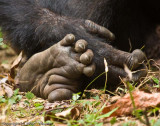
[129,49,146,69]
[80,49,94,65]
[48,89,73,102]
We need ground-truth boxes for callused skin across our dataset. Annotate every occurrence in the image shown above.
[16,34,95,102]
[0,0,148,101]
[16,33,147,102]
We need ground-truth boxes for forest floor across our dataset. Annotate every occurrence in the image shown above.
[0,43,160,126]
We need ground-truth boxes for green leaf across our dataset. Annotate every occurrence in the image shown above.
[95,123,103,126]
[152,77,159,85]
[24,100,30,104]
[0,97,6,103]
[150,119,156,126]
[110,117,117,125]
[25,92,35,100]
[72,93,81,101]
[0,96,3,99]
[128,83,134,91]
[13,88,19,96]
[122,121,136,126]
[1,44,8,49]
[0,38,3,42]
[153,119,160,126]
[15,95,22,101]
[96,107,118,119]
[1,60,8,64]
[35,106,44,110]
[85,114,96,122]
[45,121,53,125]
[93,95,100,100]
[8,98,16,105]
[34,103,44,110]
[0,29,3,38]
[77,119,85,125]
[34,103,42,107]
[154,85,160,88]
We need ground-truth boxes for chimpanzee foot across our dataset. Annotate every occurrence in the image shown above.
[17,34,95,102]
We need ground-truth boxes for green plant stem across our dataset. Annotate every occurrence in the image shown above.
[81,72,106,99]
[126,82,146,125]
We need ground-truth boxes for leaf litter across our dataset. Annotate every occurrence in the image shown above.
[0,47,160,125]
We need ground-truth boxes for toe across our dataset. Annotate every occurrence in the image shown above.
[83,63,96,77]
[74,39,88,53]
[129,49,146,69]
[48,89,73,102]
[132,64,147,81]
[60,34,75,46]
[80,49,94,65]
[48,74,78,85]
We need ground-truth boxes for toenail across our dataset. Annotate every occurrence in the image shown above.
[79,43,85,50]
[65,34,75,42]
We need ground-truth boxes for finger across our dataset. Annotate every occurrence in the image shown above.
[85,20,115,41]
[80,49,94,65]
[74,39,88,53]
[60,34,75,46]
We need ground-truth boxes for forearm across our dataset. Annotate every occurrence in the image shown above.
[0,0,85,56]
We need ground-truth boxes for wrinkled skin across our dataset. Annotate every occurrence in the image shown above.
[16,31,147,102]
[0,0,149,101]
[16,34,95,102]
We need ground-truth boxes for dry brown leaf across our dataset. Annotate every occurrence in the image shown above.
[44,102,61,110]
[7,74,15,83]
[11,51,23,69]
[70,107,81,120]
[10,51,23,78]
[33,98,45,103]
[44,101,70,110]
[26,116,44,125]
[1,64,10,71]
[55,108,72,118]
[103,90,160,117]
[155,59,160,65]
[0,84,13,97]
[110,95,121,103]
[0,77,8,84]
[55,107,81,120]
[0,104,9,122]
[3,84,13,98]
[54,123,67,126]
[0,85,5,96]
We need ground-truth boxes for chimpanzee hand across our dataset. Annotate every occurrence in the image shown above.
[16,34,95,102]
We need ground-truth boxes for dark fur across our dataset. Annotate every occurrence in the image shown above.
[0,0,160,56]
